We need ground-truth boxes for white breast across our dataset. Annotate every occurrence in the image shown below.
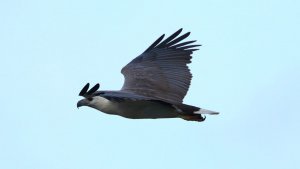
[90,96,119,114]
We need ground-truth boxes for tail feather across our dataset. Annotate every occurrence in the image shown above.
[175,104,219,122]
[194,108,219,115]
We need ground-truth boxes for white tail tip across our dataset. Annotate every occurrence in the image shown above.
[195,108,219,115]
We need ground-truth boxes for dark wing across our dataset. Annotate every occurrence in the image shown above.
[121,29,200,104]
[93,91,153,102]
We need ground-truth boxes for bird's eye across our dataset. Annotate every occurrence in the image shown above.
[87,98,93,101]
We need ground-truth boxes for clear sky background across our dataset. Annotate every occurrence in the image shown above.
[0,0,299,169]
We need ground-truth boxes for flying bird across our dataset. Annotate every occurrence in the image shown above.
[77,28,219,122]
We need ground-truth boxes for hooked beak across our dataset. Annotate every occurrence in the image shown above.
[77,99,88,108]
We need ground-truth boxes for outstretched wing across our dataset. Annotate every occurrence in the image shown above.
[121,29,200,104]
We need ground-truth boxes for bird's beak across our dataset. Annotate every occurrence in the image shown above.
[77,99,88,108]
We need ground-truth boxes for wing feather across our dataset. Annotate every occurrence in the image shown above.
[166,32,191,47]
[157,28,183,48]
[121,29,200,103]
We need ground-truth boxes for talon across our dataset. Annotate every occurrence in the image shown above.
[200,115,206,122]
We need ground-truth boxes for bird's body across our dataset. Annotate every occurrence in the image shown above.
[90,96,178,119]
[77,29,219,122]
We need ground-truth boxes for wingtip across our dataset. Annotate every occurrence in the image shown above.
[79,83,90,96]
[176,28,183,35]
[86,83,100,95]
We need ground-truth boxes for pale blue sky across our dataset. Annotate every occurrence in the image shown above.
[0,0,299,169]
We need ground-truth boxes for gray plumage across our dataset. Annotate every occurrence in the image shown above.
[77,29,219,122]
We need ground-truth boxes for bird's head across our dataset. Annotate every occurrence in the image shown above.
[77,83,100,108]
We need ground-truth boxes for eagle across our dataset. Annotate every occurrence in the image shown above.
[77,28,219,122]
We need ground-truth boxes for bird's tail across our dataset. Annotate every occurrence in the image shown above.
[175,104,219,122]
